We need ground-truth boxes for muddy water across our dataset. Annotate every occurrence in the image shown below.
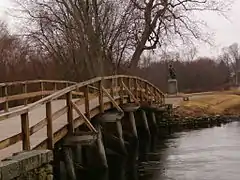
[140,122,240,180]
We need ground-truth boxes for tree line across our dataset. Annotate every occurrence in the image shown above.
[0,0,235,93]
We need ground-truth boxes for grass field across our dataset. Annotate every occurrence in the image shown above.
[175,91,240,117]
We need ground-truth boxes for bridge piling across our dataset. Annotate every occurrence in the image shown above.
[140,109,151,137]
[122,104,140,140]
[62,146,77,180]
[97,111,127,156]
[95,125,108,169]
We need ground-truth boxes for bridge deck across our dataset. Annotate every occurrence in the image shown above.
[0,96,113,160]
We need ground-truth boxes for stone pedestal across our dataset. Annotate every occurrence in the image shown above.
[168,79,178,95]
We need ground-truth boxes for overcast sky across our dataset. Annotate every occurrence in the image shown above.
[0,0,240,58]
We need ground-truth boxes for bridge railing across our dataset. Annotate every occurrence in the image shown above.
[0,80,76,112]
[0,75,165,158]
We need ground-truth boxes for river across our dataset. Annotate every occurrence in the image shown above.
[139,121,240,180]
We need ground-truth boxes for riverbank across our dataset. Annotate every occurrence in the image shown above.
[173,92,240,118]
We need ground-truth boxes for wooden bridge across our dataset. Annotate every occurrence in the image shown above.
[0,75,165,161]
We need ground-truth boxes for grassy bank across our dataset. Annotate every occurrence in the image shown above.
[174,92,240,118]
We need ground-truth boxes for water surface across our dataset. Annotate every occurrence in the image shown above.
[140,122,240,180]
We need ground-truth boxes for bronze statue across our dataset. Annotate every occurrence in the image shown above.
[168,64,176,79]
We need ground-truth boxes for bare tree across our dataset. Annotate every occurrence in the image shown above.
[15,0,231,79]
[220,43,240,85]
[127,0,229,70]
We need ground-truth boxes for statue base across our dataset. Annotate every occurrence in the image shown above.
[168,79,178,95]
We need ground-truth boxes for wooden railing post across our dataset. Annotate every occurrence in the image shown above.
[155,89,160,104]
[3,86,8,112]
[21,112,30,150]
[84,85,90,119]
[140,81,144,103]
[127,78,131,102]
[134,79,138,101]
[23,83,28,106]
[46,101,53,149]
[99,79,104,113]
[66,92,74,134]
[110,78,114,108]
[120,77,124,104]
[149,86,154,104]
[54,82,57,91]
[145,82,149,103]
[40,81,44,98]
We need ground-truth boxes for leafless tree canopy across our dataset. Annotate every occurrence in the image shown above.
[14,0,229,80]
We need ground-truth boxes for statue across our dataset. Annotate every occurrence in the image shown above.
[168,64,176,79]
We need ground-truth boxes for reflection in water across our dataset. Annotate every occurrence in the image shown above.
[140,121,240,180]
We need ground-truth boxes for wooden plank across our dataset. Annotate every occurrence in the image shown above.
[0,133,22,150]
[66,92,74,134]
[99,79,104,113]
[72,102,97,133]
[72,91,84,96]
[0,91,55,103]
[102,86,123,113]
[84,86,90,119]
[46,101,53,149]
[21,112,30,150]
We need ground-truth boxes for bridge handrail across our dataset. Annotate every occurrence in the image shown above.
[0,79,76,112]
[0,79,76,87]
[0,75,165,154]
[0,75,164,121]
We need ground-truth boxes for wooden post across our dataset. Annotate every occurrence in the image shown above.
[84,85,90,119]
[66,92,74,134]
[46,101,53,149]
[145,82,148,103]
[21,112,30,150]
[40,82,44,98]
[140,81,144,103]
[110,79,114,108]
[154,89,158,103]
[54,82,57,91]
[151,86,155,104]
[120,77,124,104]
[23,83,28,106]
[127,78,131,102]
[99,79,104,113]
[110,79,114,97]
[3,86,8,112]
[134,79,138,101]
